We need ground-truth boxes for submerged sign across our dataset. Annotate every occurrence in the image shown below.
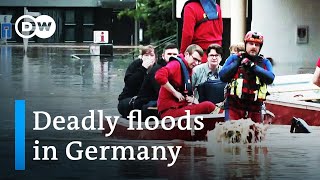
[1,23,12,39]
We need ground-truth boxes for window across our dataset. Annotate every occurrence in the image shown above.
[65,10,75,24]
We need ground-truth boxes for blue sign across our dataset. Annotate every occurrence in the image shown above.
[1,23,12,39]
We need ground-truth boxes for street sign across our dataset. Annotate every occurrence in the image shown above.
[1,23,12,39]
[0,15,12,23]
[94,31,108,43]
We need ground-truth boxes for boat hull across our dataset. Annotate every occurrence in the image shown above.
[265,99,320,126]
[102,114,225,141]
[265,73,320,126]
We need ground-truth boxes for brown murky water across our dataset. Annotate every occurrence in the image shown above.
[0,46,319,179]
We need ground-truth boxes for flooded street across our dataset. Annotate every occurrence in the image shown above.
[0,46,319,179]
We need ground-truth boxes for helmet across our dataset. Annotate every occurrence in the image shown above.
[244,31,263,45]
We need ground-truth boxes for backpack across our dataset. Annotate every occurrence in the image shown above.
[197,79,227,104]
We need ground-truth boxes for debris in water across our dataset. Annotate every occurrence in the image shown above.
[207,119,268,144]
[71,54,81,59]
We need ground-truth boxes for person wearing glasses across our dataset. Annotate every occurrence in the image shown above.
[118,45,156,118]
[155,44,217,118]
[219,31,275,123]
[192,44,223,99]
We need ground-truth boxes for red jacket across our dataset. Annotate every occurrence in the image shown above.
[317,58,320,68]
[180,2,223,53]
[155,55,192,113]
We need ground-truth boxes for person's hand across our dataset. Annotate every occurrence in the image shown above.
[241,58,252,66]
[241,58,255,69]
[142,56,155,69]
[173,91,185,102]
[186,95,199,105]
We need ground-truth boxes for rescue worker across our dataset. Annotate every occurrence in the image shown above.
[219,31,275,122]
[180,0,223,63]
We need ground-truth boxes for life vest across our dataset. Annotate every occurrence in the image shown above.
[181,0,218,29]
[170,57,193,96]
[228,54,268,102]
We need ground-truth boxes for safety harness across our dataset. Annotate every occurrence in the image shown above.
[228,54,268,102]
[170,57,193,96]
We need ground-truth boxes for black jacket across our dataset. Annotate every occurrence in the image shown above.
[118,59,148,100]
[134,59,167,109]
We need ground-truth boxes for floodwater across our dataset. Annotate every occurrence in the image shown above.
[0,46,320,179]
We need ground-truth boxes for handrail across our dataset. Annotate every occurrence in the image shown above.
[120,34,177,60]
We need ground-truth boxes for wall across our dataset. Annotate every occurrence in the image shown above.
[221,0,248,18]
[0,1,135,44]
[251,0,320,75]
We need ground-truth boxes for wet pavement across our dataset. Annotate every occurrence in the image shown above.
[0,45,320,179]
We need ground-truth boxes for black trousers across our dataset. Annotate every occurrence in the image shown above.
[117,97,132,118]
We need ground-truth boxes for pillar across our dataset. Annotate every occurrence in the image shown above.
[230,0,247,45]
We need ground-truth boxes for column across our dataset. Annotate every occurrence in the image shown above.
[230,0,247,45]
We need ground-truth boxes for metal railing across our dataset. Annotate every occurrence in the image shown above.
[119,34,177,60]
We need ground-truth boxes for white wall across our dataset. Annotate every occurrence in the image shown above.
[221,0,248,18]
[251,0,320,75]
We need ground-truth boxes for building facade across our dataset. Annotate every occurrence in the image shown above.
[0,0,136,45]
[252,0,320,75]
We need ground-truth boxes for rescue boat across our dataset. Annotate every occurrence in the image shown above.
[265,74,320,126]
[102,113,225,141]
[102,74,320,141]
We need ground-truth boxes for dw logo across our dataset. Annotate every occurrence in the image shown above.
[15,15,56,39]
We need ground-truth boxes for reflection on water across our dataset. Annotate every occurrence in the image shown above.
[0,46,128,135]
[0,46,320,179]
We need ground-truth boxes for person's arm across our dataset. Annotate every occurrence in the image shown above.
[161,82,185,102]
[217,4,223,36]
[125,56,154,87]
[155,62,185,101]
[191,67,200,90]
[124,60,147,88]
[251,59,275,85]
[313,66,320,87]
[219,55,241,83]
[150,66,162,95]
[180,5,196,53]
